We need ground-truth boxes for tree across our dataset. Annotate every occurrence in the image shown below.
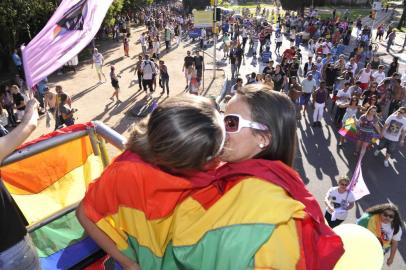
[279,0,323,13]
[0,0,56,72]
[183,0,210,13]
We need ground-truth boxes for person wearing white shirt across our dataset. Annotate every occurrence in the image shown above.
[374,107,406,167]
[345,58,358,75]
[324,176,355,228]
[372,65,386,84]
[92,48,106,83]
[357,203,403,266]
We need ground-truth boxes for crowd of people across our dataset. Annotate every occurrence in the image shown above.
[215,5,406,168]
[0,1,405,269]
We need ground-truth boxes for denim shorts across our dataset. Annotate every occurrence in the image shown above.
[0,235,41,270]
[379,138,397,155]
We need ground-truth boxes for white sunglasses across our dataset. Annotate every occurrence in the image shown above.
[223,114,268,133]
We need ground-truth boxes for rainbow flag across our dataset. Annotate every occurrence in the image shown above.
[339,117,358,141]
[0,123,105,269]
[357,213,391,251]
[83,151,343,270]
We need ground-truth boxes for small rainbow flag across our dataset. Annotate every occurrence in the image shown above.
[339,117,358,141]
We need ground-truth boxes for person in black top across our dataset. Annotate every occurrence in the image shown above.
[10,85,26,122]
[0,99,40,270]
[182,51,194,89]
[262,60,274,75]
[194,50,204,83]
[234,44,244,76]
[229,48,237,79]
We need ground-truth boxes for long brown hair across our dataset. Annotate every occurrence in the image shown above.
[237,85,297,166]
[366,203,402,234]
[127,95,224,171]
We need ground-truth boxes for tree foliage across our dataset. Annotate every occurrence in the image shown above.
[0,0,150,73]
[183,0,210,13]
[279,0,319,12]
[0,0,56,72]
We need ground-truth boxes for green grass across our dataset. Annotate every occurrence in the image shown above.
[398,27,406,32]
[318,8,370,21]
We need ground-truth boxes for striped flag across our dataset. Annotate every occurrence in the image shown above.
[0,123,105,269]
[347,156,370,201]
[22,0,113,88]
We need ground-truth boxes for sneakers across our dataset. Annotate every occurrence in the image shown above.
[384,160,389,167]
[374,149,380,156]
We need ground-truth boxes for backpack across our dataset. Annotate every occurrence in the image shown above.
[142,60,156,75]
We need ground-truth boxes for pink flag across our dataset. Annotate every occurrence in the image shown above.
[347,156,370,201]
[22,0,113,88]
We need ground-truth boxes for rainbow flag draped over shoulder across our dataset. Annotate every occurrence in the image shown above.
[0,123,105,269]
[357,213,391,250]
[83,151,344,270]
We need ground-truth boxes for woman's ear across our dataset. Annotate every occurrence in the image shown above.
[256,132,271,149]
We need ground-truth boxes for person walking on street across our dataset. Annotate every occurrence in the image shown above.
[135,55,144,91]
[301,73,317,116]
[194,51,204,84]
[374,107,406,167]
[92,48,107,83]
[140,55,156,96]
[312,81,328,127]
[324,176,355,228]
[109,66,121,102]
[182,51,195,89]
[159,60,170,97]
[386,31,396,53]
[123,35,130,57]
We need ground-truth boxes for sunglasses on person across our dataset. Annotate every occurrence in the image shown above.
[339,182,349,187]
[223,114,268,133]
[382,212,395,219]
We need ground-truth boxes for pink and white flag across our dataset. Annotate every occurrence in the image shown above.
[347,156,370,201]
[22,0,113,88]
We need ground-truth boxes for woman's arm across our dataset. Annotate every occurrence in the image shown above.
[387,240,398,266]
[76,203,140,270]
[0,100,38,162]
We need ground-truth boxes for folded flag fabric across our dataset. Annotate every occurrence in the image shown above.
[83,151,344,270]
[22,0,113,88]
[0,123,104,225]
[357,213,391,250]
[0,123,106,269]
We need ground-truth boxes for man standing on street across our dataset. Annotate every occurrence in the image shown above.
[182,51,195,89]
[194,51,204,84]
[301,72,317,116]
[140,55,156,96]
[92,48,107,83]
[386,31,396,52]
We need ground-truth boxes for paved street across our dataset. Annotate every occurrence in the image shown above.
[25,9,405,269]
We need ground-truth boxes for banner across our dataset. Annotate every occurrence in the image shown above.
[347,157,370,201]
[22,0,113,88]
[192,10,213,28]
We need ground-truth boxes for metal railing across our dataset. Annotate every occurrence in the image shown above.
[1,121,127,232]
